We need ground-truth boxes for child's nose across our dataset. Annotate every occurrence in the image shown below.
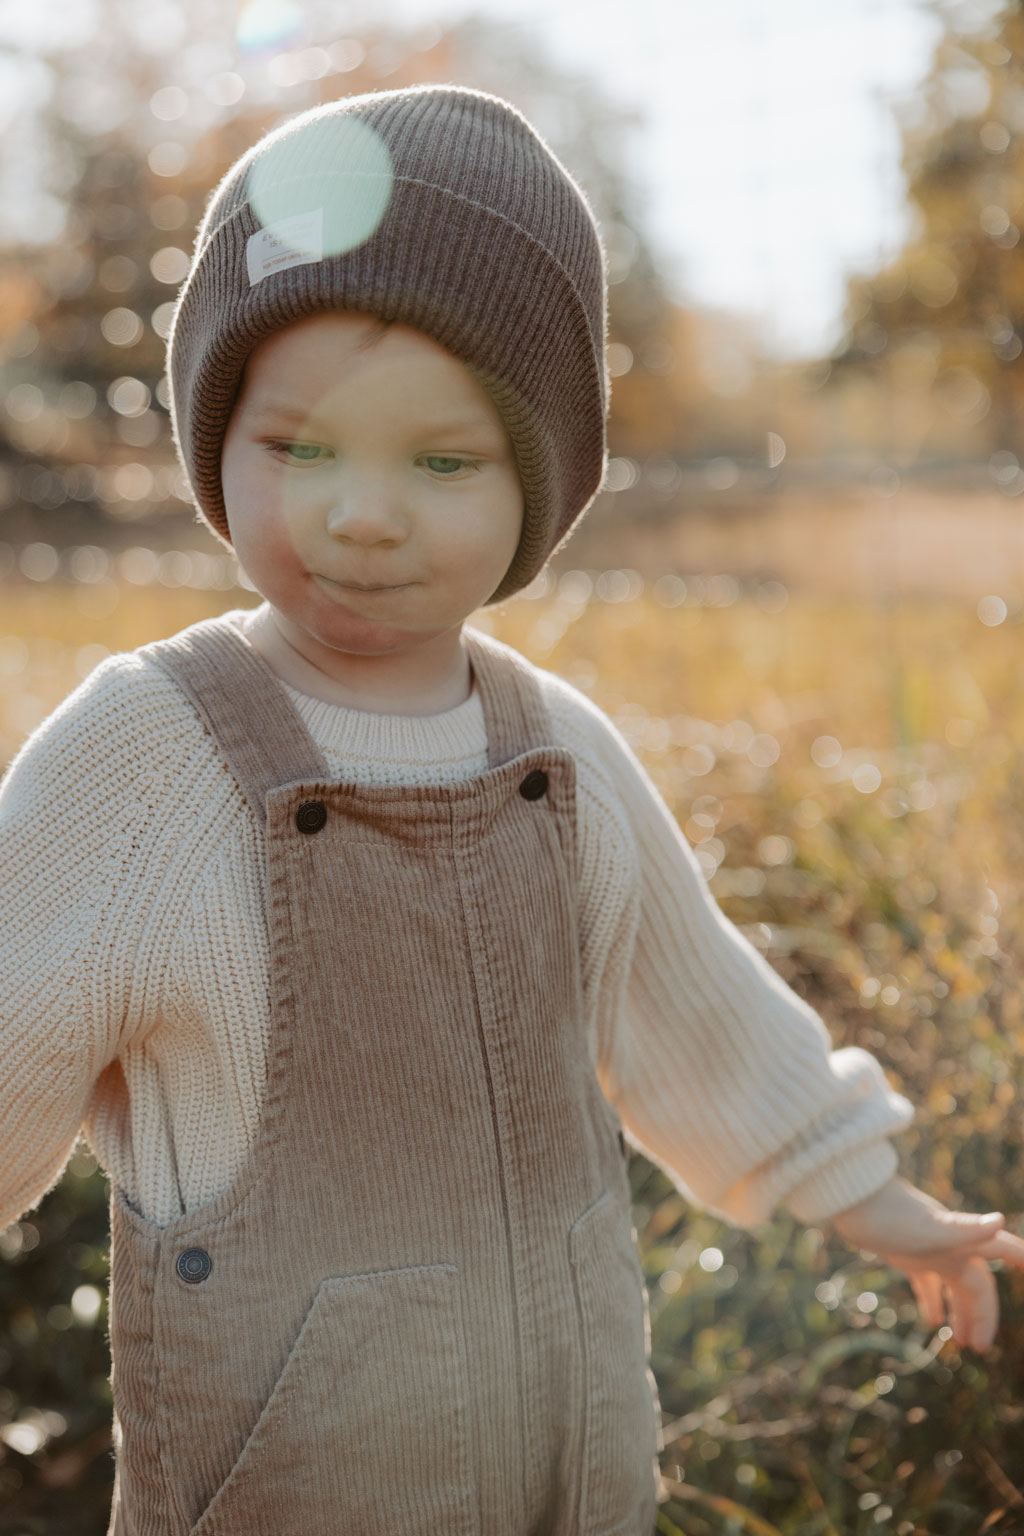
[324,479,407,545]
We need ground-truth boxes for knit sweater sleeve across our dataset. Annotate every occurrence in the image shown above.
[539,670,915,1232]
[0,653,190,1232]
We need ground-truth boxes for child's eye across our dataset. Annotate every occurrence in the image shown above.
[265,439,330,464]
[422,455,479,476]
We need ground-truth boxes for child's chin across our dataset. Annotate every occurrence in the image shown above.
[308,602,425,656]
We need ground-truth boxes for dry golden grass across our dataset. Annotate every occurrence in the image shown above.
[2,577,1023,1532]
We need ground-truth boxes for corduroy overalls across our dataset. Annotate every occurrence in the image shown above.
[104,613,663,1536]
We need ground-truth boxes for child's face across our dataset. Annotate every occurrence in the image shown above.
[221,312,524,685]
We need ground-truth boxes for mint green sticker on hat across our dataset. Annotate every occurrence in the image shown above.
[247,115,394,262]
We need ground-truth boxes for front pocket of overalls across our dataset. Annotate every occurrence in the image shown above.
[569,1191,661,1536]
[190,1263,479,1536]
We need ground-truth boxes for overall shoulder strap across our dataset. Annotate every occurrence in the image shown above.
[139,612,329,829]
[462,625,555,769]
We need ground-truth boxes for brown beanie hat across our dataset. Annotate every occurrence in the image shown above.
[167,84,609,605]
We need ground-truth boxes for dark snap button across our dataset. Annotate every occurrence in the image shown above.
[518,769,548,801]
[176,1247,212,1285]
[295,799,327,835]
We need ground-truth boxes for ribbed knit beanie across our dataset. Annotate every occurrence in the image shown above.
[167,84,609,605]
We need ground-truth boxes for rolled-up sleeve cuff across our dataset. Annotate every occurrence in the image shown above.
[782,1137,902,1226]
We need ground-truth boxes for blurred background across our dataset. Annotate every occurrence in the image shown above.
[3,1,1024,1532]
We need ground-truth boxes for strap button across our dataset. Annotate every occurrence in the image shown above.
[518,769,548,801]
[176,1247,212,1285]
[295,799,328,834]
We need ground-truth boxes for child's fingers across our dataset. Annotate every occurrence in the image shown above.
[987,1228,1024,1267]
[893,1226,1024,1269]
[901,1254,998,1350]
[948,1256,999,1351]
[908,1268,945,1328]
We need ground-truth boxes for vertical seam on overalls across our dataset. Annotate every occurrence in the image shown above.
[152,1241,192,1536]
[566,1218,589,1530]
[447,791,530,1514]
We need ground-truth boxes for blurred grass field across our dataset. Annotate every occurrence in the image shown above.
[2,574,1023,1534]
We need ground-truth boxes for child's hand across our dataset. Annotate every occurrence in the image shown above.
[827,1174,1024,1353]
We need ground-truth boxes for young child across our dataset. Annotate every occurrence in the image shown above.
[1,84,1021,1536]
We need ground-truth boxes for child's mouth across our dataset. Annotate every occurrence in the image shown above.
[316,574,409,595]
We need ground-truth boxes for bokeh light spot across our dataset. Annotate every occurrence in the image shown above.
[683,744,716,777]
[706,574,739,607]
[748,733,780,768]
[236,0,304,54]
[149,86,188,122]
[558,570,593,605]
[980,204,1011,238]
[937,366,989,422]
[207,72,245,107]
[653,574,686,607]
[852,763,882,793]
[267,53,305,88]
[98,255,137,293]
[71,1284,103,1325]
[327,39,366,73]
[100,308,144,346]
[758,834,794,865]
[603,458,638,492]
[606,342,633,377]
[595,569,642,603]
[1,1421,46,1456]
[909,780,937,811]
[644,455,681,493]
[755,580,788,612]
[5,383,44,422]
[19,543,59,581]
[148,141,188,178]
[151,302,177,339]
[58,381,96,419]
[912,258,958,308]
[980,120,1010,152]
[68,547,111,584]
[296,46,332,81]
[978,594,1007,626]
[705,456,739,490]
[150,194,188,230]
[107,377,151,417]
[150,246,190,284]
[811,735,843,768]
[118,547,160,584]
[112,464,154,501]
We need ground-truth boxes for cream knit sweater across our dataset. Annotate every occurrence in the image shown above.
[0,609,913,1236]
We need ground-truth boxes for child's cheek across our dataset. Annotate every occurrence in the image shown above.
[231,489,305,584]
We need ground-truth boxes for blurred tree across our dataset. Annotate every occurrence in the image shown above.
[830,0,1024,475]
[0,0,717,554]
